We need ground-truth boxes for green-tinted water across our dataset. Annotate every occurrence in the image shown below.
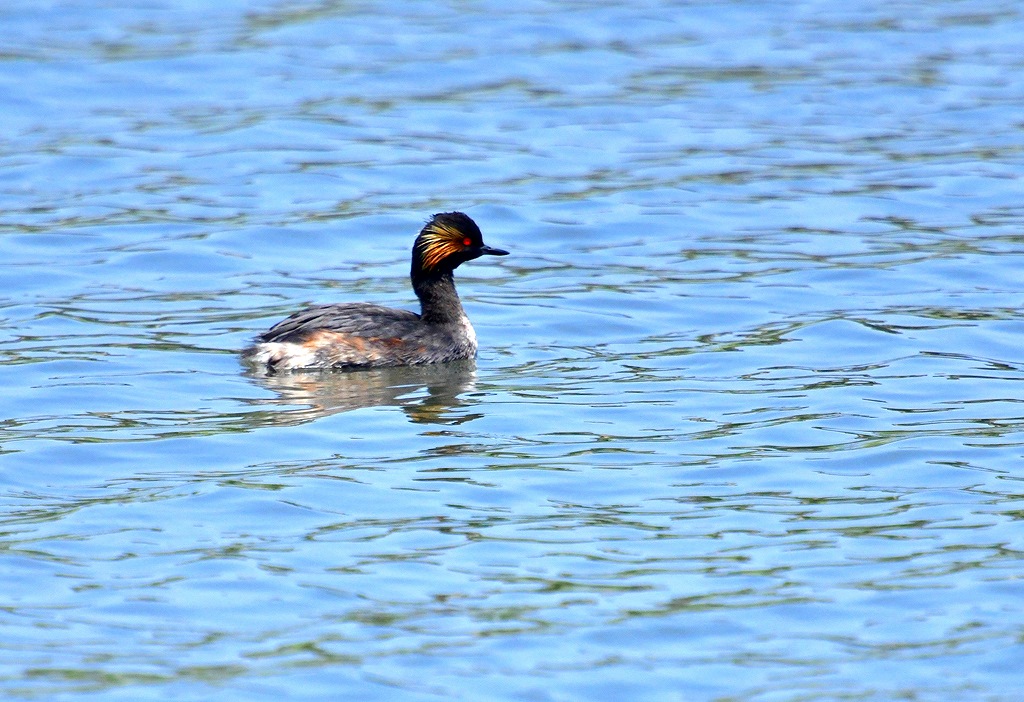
[2,2,1024,700]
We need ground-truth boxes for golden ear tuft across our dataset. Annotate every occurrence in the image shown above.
[418,221,469,270]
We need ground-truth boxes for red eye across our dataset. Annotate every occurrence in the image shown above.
[463,238,472,246]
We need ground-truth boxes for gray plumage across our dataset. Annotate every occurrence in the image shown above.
[256,303,421,343]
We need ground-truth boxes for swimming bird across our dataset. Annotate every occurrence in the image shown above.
[243,212,508,371]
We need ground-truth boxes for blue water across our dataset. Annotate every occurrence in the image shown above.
[3,1,1024,700]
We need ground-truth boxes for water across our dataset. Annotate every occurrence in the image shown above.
[2,1,1024,700]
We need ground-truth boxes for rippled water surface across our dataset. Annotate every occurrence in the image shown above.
[3,1,1024,700]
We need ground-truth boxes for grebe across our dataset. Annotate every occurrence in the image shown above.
[243,212,508,371]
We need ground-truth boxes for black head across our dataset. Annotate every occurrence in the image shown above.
[411,212,508,277]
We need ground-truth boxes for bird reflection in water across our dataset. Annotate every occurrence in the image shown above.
[243,359,481,426]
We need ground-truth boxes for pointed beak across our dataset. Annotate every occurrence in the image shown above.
[479,245,509,256]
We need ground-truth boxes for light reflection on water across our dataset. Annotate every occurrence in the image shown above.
[2,1,1024,700]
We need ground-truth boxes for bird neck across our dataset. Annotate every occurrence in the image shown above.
[413,269,467,325]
